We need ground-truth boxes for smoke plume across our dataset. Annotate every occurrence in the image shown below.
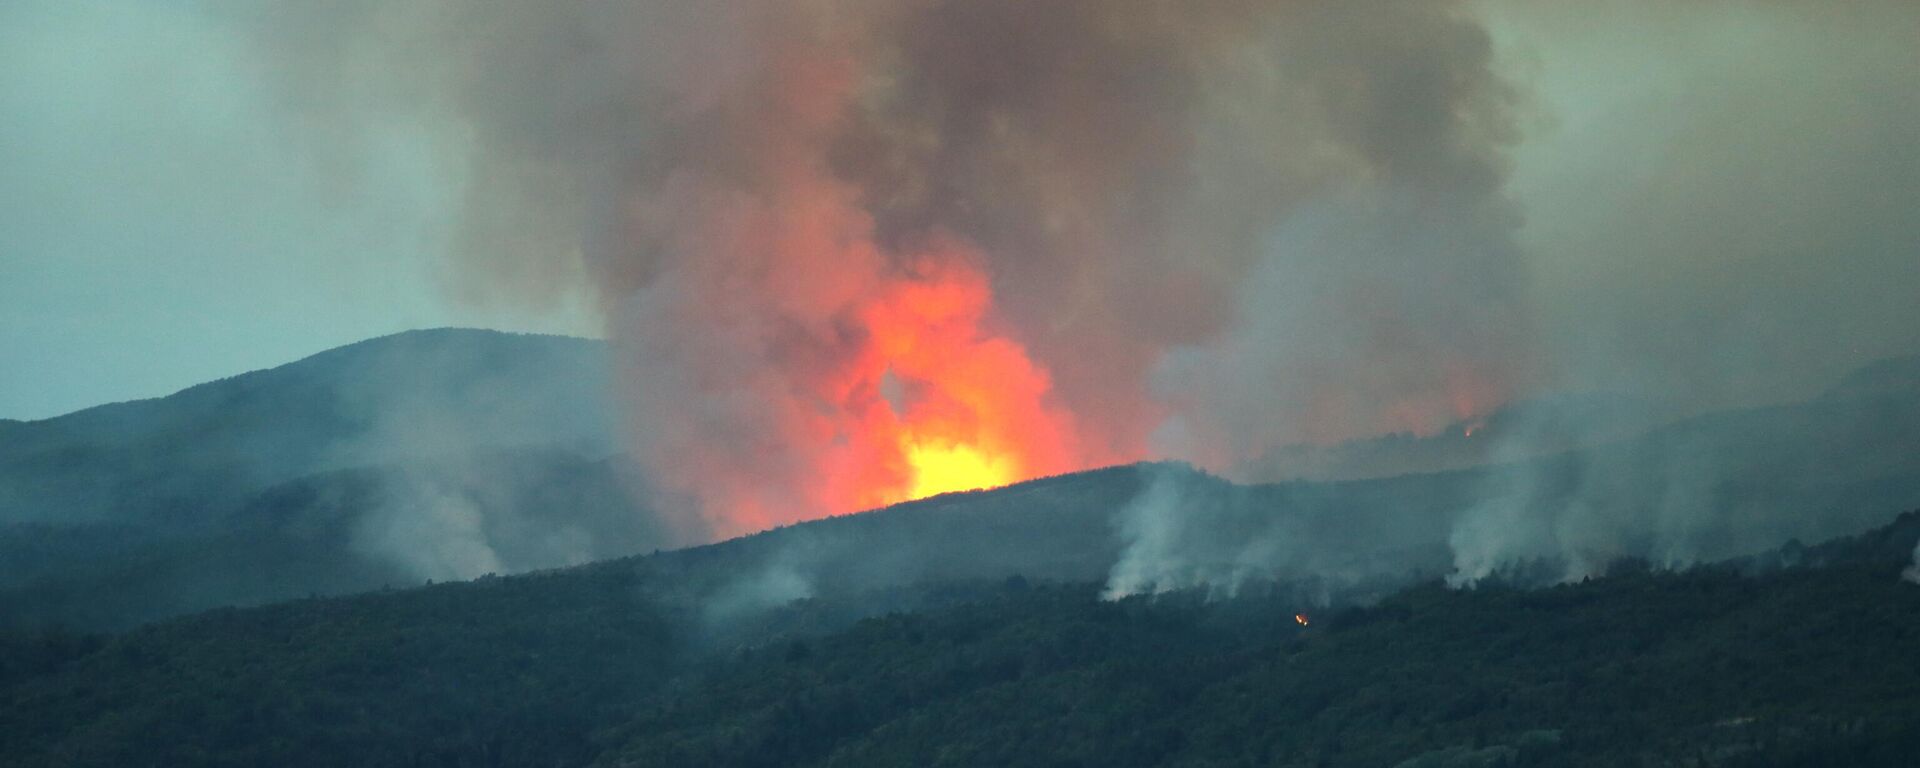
[221,1,1538,538]
[1103,463,1456,601]
[218,1,1920,549]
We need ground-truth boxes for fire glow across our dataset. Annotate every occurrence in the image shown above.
[854,256,1079,508]
[618,43,1101,540]
[631,224,1091,538]
[604,11,1522,542]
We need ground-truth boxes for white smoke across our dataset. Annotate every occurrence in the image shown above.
[1102,466,1288,599]
[701,557,818,628]
[352,471,506,582]
[1102,463,1457,601]
[1107,372,1920,598]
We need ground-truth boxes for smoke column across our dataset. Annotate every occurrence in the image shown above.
[223,0,1532,537]
[601,1,1533,536]
[224,1,1920,543]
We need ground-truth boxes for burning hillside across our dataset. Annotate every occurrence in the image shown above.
[223,1,1920,541]
[537,1,1528,536]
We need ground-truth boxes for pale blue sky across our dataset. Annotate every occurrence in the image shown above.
[0,1,589,420]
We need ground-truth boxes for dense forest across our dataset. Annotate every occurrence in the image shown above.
[3,510,1917,767]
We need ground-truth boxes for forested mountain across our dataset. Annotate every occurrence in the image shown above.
[0,328,616,527]
[3,334,1917,763]
[3,338,1918,633]
[0,330,657,630]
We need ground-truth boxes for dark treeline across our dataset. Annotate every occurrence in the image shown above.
[3,511,1918,767]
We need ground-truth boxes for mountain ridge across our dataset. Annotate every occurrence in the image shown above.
[3,330,1917,634]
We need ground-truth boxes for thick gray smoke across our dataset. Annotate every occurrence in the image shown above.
[1497,3,1920,411]
[213,1,1920,573]
[216,0,1533,535]
[1104,375,1920,596]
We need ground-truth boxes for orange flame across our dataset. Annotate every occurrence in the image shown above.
[649,245,1086,539]
[624,41,1100,539]
[850,253,1079,508]
[1294,613,1310,626]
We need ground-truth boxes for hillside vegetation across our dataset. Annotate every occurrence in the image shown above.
[3,510,1917,767]
[4,334,1917,634]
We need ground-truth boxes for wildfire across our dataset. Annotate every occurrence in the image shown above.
[1294,613,1310,626]
[852,254,1079,508]
[620,39,1099,538]
[902,441,1016,500]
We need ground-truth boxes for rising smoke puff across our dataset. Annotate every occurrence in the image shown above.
[1446,375,1920,586]
[1102,464,1322,600]
[354,469,506,582]
[1105,377,1920,598]
[1102,462,1464,601]
[1103,465,1272,600]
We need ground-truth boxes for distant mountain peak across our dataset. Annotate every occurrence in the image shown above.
[0,327,618,527]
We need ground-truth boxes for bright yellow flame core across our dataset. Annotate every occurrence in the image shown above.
[904,441,1016,500]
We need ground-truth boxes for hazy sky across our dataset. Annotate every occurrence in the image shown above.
[3,1,1914,422]
[0,1,590,420]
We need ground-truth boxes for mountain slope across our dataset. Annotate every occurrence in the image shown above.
[0,329,655,630]
[597,536,1920,768]
[3,337,1916,636]
[0,327,616,528]
[3,510,1916,767]
[0,449,658,631]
